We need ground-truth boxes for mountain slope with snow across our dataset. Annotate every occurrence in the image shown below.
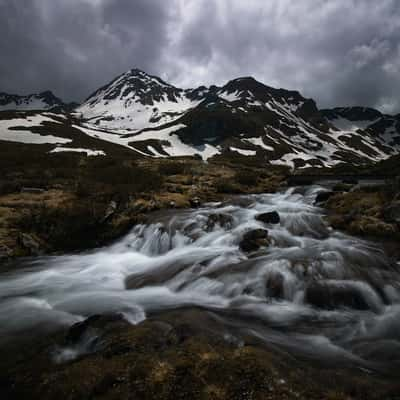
[76,69,400,167]
[0,91,76,112]
[2,69,400,168]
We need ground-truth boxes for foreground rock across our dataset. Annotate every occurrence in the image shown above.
[0,309,398,400]
[239,229,270,252]
[255,211,280,224]
[314,191,335,205]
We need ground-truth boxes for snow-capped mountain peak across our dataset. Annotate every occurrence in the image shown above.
[0,90,71,111]
[77,69,202,132]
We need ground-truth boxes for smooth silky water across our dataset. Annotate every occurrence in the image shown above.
[1,186,400,372]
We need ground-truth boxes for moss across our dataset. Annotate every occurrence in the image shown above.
[325,187,399,239]
[1,309,398,400]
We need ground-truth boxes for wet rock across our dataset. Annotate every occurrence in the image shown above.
[205,213,234,231]
[190,197,201,208]
[256,211,280,224]
[66,314,126,344]
[19,233,43,256]
[314,191,335,204]
[265,273,284,299]
[383,201,400,224]
[305,282,371,311]
[102,200,118,222]
[0,245,12,261]
[239,229,270,252]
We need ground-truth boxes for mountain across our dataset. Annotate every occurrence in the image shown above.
[0,90,76,112]
[1,68,400,169]
[75,69,400,167]
[76,69,202,131]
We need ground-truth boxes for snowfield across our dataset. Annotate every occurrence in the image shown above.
[0,115,72,144]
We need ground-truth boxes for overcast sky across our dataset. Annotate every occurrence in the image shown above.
[1,0,400,113]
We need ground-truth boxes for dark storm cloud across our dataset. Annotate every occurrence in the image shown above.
[0,0,172,101]
[1,0,400,113]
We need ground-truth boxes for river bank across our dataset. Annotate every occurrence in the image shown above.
[0,157,286,263]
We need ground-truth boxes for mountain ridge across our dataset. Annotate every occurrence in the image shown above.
[1,68,400,169]
[0,90,77,112]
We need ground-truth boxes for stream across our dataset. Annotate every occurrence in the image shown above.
[1,185,400,373]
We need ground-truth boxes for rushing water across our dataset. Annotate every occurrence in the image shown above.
[1,186,400,371]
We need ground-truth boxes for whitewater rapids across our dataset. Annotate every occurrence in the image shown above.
[1,186,400,371]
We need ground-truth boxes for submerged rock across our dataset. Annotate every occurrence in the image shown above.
[255,211,280,224]
[305,281,381,311]
[239,229,270,252]
[265,273,285,299]
[205,213,234,231]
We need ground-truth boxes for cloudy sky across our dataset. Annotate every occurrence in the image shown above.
[1,0,400,112]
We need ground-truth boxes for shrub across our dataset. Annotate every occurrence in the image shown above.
[158,161,186,176]
[215,180,241,194]
[18,202,104,251]
[234,169,258,186]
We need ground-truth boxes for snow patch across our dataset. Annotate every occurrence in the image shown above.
[50,147,106,156]
[230,147,257,156]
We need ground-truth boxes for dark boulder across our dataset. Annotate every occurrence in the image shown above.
[239,229,270,252]
[265,273,285,299]
[190,197,201,208]
[255,211,280,224]
[314,191,335,204]
[305,282,375,311]
[383,201,400,224]
[66,314,125,344]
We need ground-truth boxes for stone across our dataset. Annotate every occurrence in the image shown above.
[314,191,335,204]
[206,213,234,231]
[66,314,125,344]
[383,201,400,224]
[190,197,201,208]
[305,282,371,311]
[239,229,270,252]
[102,200,118,222]
[19,233,43,256]
[0,245,12,261]
[255,211,280,224]
[265,273,284,299]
